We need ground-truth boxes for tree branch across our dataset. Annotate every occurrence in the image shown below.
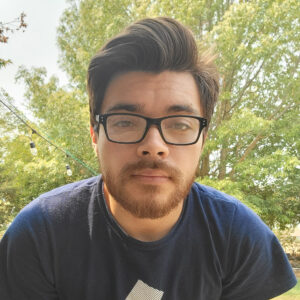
[228,59,265,115]
[229,103,294,177]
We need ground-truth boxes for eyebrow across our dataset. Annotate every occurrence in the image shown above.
[105,103,199,115]
[105,103,143,113]
[166,104,199,114]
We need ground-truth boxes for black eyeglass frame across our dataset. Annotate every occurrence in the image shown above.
[94,113,207,146]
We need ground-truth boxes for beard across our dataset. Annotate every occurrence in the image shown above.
[101,159,196,219]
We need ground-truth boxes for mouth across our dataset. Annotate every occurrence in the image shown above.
[131,169,171,184]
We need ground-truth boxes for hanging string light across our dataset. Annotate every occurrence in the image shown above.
[29,129,37,156]
[66,164,72,176]
[0,96,98,176]
[29,141,37,156]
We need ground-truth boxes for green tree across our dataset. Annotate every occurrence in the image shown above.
[200,0,300,228]
[0,73,97,235]
[0,91,21,233]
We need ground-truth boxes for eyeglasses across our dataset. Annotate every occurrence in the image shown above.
[95,113,207,145]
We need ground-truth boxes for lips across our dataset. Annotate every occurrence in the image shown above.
[120,160,180,185]
[132,169,170,178]
[131,169,171,183]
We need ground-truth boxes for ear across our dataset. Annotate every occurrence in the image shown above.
[90,126,98,154]
[90,126,97,143]
[201,131,207,150]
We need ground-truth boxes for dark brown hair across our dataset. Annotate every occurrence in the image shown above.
[88,17,219,132]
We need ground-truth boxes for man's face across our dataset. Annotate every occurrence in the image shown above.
[92,71,205,219]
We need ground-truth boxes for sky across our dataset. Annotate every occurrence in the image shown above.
[0,0,69,108]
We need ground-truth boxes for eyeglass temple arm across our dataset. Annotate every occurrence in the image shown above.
[93,115,101,133]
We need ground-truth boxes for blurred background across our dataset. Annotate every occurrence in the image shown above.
[0,1,299,296]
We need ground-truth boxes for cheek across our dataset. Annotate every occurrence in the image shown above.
[98,138,134,172]
[173,145,202,174]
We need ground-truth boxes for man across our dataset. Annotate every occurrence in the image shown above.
[0,17,297,300]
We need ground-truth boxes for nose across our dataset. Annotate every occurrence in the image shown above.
[137,126,170,159]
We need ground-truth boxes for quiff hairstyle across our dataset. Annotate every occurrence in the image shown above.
[88,17,219,133]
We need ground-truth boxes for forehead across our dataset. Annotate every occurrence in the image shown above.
[101,71,203,116]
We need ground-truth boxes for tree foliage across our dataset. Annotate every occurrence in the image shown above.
[200,0,300,229]
[0,0,299,234]
[0,13,27,68]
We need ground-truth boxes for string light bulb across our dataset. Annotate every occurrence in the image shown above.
[66,164,72,176]
[29,141,37,156]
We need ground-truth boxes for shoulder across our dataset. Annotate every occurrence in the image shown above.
[190,182,240,228]
[191,182,239,208]
[190,182,267,232]
[4,176,100,238]
[39,175,100,202]
[32,175,98,209]
[190,183,296,298]
[189,182,278,255]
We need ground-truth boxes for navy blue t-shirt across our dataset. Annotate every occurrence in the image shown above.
[0,176,297,299]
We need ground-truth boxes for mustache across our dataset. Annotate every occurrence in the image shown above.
[120,160,182,179]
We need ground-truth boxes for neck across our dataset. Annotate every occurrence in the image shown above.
[103,184,184,242]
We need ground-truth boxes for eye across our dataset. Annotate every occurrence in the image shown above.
[172,122,191,130]
[112,120,134,128]
[166,121,193,131]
